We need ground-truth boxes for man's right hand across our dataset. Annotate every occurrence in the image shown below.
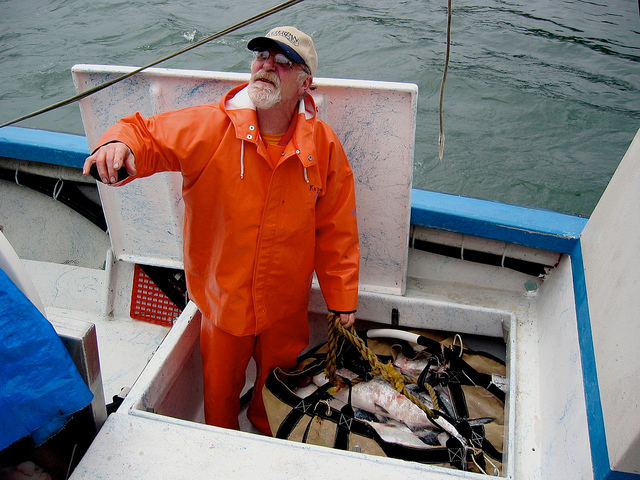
[83,142,136,184]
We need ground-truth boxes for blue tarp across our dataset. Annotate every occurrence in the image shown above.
[0,268,93,450]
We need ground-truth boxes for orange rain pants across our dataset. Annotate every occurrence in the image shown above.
[199,311,309,435]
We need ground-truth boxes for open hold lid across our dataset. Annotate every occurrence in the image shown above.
[580,127,640,475]
[72,65,417,296]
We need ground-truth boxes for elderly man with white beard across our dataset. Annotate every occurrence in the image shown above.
[83,26,360,436]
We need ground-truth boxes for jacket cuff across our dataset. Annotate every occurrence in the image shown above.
[329,309,357,315]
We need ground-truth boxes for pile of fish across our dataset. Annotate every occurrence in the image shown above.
[290,336,505,477]
[296,351,481,449]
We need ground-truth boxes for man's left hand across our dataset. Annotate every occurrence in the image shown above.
[339,313,356,328]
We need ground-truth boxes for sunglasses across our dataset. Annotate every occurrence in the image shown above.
[253,50,294,69]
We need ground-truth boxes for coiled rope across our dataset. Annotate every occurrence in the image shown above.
[324,313,440,419]
[0,0,306,129]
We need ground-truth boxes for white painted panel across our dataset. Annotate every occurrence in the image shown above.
[581,127,640,474]
[70,301,516,480]
[534,256,593,479]
[72,65,416,295]
[0,230,46,316]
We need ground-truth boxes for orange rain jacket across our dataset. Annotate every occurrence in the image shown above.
[96,83,360,336]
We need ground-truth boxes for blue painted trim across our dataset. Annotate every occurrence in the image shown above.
[570,242,610,479]
[604,470,640,479]
[0,126,89,169]
[604,471,640,479]
[571,242,640,480]
[1,127,589,255]
[411,189,588,254]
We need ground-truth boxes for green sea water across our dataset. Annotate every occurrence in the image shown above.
[1,0,639,216]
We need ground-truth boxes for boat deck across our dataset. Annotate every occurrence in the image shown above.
[19,231,582,479]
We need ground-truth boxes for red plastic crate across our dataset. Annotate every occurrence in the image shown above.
[130,264,182,326]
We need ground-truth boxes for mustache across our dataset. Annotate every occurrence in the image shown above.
[251,71,281,88]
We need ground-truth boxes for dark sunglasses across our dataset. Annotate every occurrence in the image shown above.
[253,50,294,68]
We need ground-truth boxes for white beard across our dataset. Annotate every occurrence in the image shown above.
[248,72,282,109]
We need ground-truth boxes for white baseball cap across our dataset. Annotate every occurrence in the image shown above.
[248,26,318,76]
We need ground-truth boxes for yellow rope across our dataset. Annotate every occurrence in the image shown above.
[324,315,499,472]
[324,313,440,419]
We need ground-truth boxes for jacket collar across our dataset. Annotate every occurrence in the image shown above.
[221,83,319,168]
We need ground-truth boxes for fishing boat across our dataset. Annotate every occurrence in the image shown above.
[0,61,638,480]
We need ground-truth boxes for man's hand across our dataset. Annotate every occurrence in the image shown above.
[339,313,356,328]
[83,142,136,184]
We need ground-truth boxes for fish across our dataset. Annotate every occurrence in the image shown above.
[351,377,433,430]
[404,383,436,409]
[416,427,447,446]
[432,414,468,446]
[405,383,455,419]
[392,351,432,377]
[468,417,496,427]
[312,368,359,388]
[298,368,483,452]
[294,378,348,411]
[363,419,435,449]
[294,383,319,398]
[313,369,460,432]
[354,408,386,423]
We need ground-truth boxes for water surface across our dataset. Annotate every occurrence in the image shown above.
[1,0,639,215]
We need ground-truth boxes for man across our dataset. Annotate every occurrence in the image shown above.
[83,26,359,435]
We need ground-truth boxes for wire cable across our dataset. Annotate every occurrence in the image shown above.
[0,0,305,129]
[438,0,452,160]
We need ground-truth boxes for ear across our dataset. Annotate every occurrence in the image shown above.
[297,75,313,97]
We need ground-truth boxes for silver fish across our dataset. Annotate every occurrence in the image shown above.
[363,420,435,449]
